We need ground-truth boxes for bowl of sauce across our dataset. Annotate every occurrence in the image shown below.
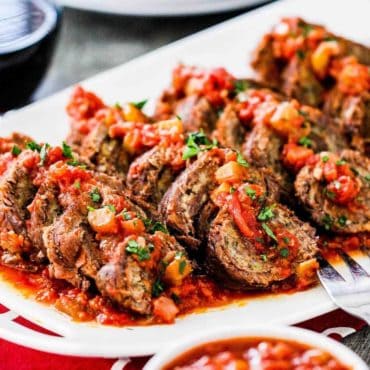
[0,0,62,112]
[144,326,368,370]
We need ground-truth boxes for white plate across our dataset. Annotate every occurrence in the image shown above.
[56,0,269,17]
[0,0,369,358]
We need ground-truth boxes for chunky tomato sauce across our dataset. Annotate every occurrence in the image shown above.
[163,337,351,370]
[0,259,312,327]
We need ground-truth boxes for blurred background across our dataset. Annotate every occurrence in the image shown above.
[0,0,369,361]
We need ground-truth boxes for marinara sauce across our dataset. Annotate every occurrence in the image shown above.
[163,337,350,370]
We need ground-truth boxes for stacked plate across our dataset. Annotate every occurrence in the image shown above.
[57,0,269,16]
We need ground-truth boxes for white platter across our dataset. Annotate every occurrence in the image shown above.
[0,0,369,358]
[56,0,269,17]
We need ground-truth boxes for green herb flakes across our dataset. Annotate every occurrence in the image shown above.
[11,145,21,156]
[280,248,289,258]
[258,205,275,221]
[237,152,249,168]
[132,99,148,110]
[262,223,277,242]
[90,187,101,203]
[298,136,312,148]
[62,141,73,158]
[245,186,256,200]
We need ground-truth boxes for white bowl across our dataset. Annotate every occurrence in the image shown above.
[144,325,368,370]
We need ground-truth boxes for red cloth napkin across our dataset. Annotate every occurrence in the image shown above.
[0,303,366,370]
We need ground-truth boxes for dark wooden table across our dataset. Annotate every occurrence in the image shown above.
[34,6,369,365]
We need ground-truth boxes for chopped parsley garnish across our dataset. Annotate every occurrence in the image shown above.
[132,99,148,110]
[323,188,336,200]
[237,152,249,167]
[182,131,218,160]
[67,158,87,169]
[142,218,168,234]
[11,145,21,156]
[298,21,313,37]
[322,155,329,163]
[245,186,256,200]
[106,204,116,213]
[114,102,122,109]
[234,80,250,94]
[298,136,312,148]
[280,248,289,258]
[87,205,95,212]
[260,254,268,262]
[338,215,347,227]
[365,174,370,182]
[322,214,333,231]
[26,141,42,152]
[122,210,132,220]
[152,279,164,297]
[298,110,309,118]
[176,114,182,121]
[258,205,275,221]
[323,36,337,42]
[296,50,305,60]
[179,260,187,275]
[90,188,101,203]
[171,293,181,304]
[74,180,81,189]
[62,141,73,158]
[336,159,346,166]
[351,167,359,176]
[126,239,151,261]
[261,223,277,241]
[282,237,290,244]
[39,143,50,166]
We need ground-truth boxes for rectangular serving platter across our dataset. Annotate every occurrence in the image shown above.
[0,0,369,357]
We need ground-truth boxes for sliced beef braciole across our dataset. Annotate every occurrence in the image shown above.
[213,103,248,151]
[0,150,39,269]
[126,144,185,217]
[96,231,190,315]
[159,149,225,249]
[207,204,318,289]
[159,148,281,250]
[295,150,370,233]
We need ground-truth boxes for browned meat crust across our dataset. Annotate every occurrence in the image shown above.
[0,151,39,269]
[324,87,370,155]
[126,145,184,218]
[295,150,370,233]
[96,231,187,315]
[243,123,292,198]
[69,123,130,178]
[159,149,224,249]
[207,205,317,289]
[213,104,247,151]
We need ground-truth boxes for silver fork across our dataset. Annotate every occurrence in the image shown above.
[318,249,370,324]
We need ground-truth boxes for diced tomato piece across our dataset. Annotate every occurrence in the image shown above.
[122,103,148,123]
[88,207,118,234]
[215,161,248,184]
[164,257,192,286]
[202,68,235,107]
[66,86,105,120]
[311,40,340,78]
[123,130,143,154]
[153,297,179,323]
[282,143,314,172]
[0,231,25,253]
[120,218,145,235]
[327,175,360,205]
[229,192,257,239]
[211,182,231,207]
